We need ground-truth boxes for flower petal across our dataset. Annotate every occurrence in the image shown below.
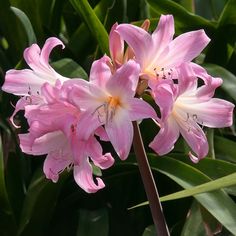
[152,15,175,59]
[149,116,180,155]
[161,30,210,68]
[106,60,140,97]
[128,98,157,121]
[188,98,234,128]
[86,136,114,169]
[43,151,72,183]
[152,79,176,121]
[116,23,153,69]
[178,118,208,162]
[105,111,133,160]
[109,23,124,68]
[19,130,66,155]
[2,69,46,96]
[73,160,105,193]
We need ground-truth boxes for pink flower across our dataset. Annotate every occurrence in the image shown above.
[19,81,114,193]
[2,37,69,126]
[149,64,234,162]
[115,15,210,83]
[68,56,157,160]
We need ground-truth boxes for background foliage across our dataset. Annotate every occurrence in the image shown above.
[0,0,236,235]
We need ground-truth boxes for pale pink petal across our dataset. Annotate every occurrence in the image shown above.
[109,23,124,68]
[43,151,72,183]
[106,60,140,97]
[161,30,210,68]
[73,160,105,193]
[152,15,174,58]
[188,98,234,128]
[41,81,61,103]
[149,116,180,155]
[69,80,106,111]
[86,136,114,169]
[76,110,103,140]
[152,79,176,121]
[128,98,157,120]
[116,24,153,68]
[2,69,45,96]
[95,127,110,141]
[90,55,112,88]
[105,111,133,160]
[19,130,66,155]
[178,119,208,162]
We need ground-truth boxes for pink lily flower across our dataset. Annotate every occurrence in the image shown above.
[2,37,69,126]
[115,15,210,84]
[149,64,234,162]
[19,81,114,193]
[68,56,157,160]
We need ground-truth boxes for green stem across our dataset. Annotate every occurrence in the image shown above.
[132,121,170,236]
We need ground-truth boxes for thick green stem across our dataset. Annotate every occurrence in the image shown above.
[132,121,170,236]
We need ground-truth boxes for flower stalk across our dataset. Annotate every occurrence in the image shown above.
[132,121,170,236]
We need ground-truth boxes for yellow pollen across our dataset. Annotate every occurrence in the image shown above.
[107,96,120,108]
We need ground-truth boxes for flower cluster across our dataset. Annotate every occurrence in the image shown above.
[2,15,234,193]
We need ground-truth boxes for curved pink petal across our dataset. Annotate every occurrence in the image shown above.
[24,37,64,73]
[128,98,157,121]
[109,23,124,68]
[90,55,112,88]
[40,37,65,67]
[106,60,140,97]
[116,24,153,69]
[73,160,105,193]
[152,15,175,59]
[178,118,208,162]
[105,110,133,160]
[152,79,176,121]
[149,116,180,155]
[161,30,210,68]
[43,150,72,183]
[86,136,114,169]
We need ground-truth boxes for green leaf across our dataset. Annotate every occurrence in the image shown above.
[214,136,236,163]
[51,58,88,80]
[70,0,109,55]
[142,225,156,236]
[76,208,109,236]
[159,172,236,202]
[146,0,215,33]
[203,63,236,101]
[181,201,207,236]
[17,169,69,236]
[0,0,27,64]
[127,155,236,235]
[10,6,36,45]
[0,134,17,235]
